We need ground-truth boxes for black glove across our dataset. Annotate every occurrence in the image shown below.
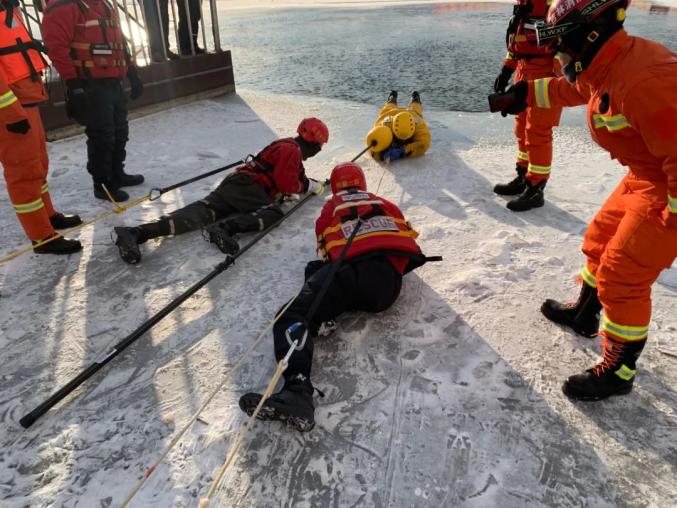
[127,66,143,100]
[6,118,30,134]
[65,79,88,122]
[494,65,514,93]
[488,80,528,117]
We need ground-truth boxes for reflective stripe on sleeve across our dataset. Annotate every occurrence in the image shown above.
[668,195,677,213]
[534,78,552,108]
[13,197,45,214]
[580,265,597,288]
[0,90,18,109]
[602,316,649,341]
[592,114,631,132]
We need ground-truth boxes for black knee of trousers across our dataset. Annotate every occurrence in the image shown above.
[165,201,218,235]
[353,258,403,312]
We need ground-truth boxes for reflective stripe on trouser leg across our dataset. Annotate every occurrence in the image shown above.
[525,107,554,184]
[601,317,649,341]
[580,265,597,288]
[41,181,56,217]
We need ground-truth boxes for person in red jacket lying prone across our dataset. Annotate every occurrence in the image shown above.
[112,118,329,264]
[239,161,438,432]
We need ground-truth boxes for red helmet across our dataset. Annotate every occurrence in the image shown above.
[536,0,627,46]
[297,118,329,145]
[330,162,367,194]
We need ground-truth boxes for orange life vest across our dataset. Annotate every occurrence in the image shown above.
[0,2,46,85]
[316,189,423,267]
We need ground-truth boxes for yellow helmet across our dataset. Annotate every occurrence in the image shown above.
[392,111,416,140]
[365,125,393,152]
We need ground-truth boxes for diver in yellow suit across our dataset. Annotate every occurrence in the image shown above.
[367,91,431,162]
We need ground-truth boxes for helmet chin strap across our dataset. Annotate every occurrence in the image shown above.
[559,8,625,82]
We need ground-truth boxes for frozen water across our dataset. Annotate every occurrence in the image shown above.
[220,3,677,111]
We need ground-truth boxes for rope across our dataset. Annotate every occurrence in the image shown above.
[120,295,300,508]
[198,341,296,508]
[0,194,149,265]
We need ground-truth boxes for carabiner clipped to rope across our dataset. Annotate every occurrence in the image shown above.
[285,321,308,351]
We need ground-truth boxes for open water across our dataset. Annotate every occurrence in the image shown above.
[220,3,677,111]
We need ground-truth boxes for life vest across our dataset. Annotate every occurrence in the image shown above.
[316,189,424,271]
[238,138,302,199]
[0,2,46,85]
[48,0,127,79]
[506,0,556,59]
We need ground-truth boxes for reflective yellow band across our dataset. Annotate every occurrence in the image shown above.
[0,90,18,109]
[592,114,631,132]
[602,316,648,341]
[13,197,45,214]
[517,150,529,162]
[41,183,49,194]
[615,364,636,381]
[534,78,551,108]
[527,163,551,175]
[580,266,597,288]
[668,195,677,213]
[505,51,514,61]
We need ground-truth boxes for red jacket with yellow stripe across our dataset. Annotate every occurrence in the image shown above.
[315,189,424,274]
[42,0,129,81]
[503,0,556,70]
[526,30,677,222]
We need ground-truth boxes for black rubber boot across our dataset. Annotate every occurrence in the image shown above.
[94,183,129,202]
[33,234,82,254]
[113,226,142,264]
[411,91,421,104]
[203,220,240,255]
[541,283,602,338]
[493,164,527,196]
[239,374,316,432]
[506,179,546,211]
[113,171,145,187]
[387,90,398,104]
[49,212,83,229]
[563,336,645,401]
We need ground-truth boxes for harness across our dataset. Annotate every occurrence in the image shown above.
[243,139,300,198]
[0,0,48,82]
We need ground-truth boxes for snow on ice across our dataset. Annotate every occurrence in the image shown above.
[0,90,675,507]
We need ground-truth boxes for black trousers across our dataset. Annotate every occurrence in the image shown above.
[273,257,403,381]
[139,172,283,239]
[141,0,201,58]
[71,79,129,187]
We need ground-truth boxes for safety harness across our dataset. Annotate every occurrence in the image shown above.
[0,0,48,82]
[242,139,303,198]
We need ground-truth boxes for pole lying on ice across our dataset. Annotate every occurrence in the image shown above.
[19,181,328,429]
[351,140,376,163]
[148,159,244,200]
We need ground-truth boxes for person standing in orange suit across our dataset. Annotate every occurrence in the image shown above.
[0,0,81,254]
[492,0,563,212]
[493,0,677,400]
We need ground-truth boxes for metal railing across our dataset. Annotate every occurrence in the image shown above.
[18,0,222,69]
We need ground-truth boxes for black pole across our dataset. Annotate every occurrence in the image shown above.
[350,141,376,163]
[19,179,328,429]
[150,159,245,200]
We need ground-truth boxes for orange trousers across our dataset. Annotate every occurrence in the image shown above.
[0,106,56,241]
[514,58,562,184]
[581,175,677,343]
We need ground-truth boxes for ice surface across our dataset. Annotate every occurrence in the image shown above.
[0,90,675,507]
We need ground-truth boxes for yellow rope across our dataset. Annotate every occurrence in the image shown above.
[0,194,149,266]
[199,343,295,508]
[120,295,299,508]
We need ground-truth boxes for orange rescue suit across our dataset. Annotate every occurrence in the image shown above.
[0,6,57,241]
[503,0,562,184]
[527,30,677,344]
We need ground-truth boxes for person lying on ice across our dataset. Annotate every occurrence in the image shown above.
[239,162,434,432]
[492,0,677,401]
[367,90,431,162]
[112,118,329,264]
